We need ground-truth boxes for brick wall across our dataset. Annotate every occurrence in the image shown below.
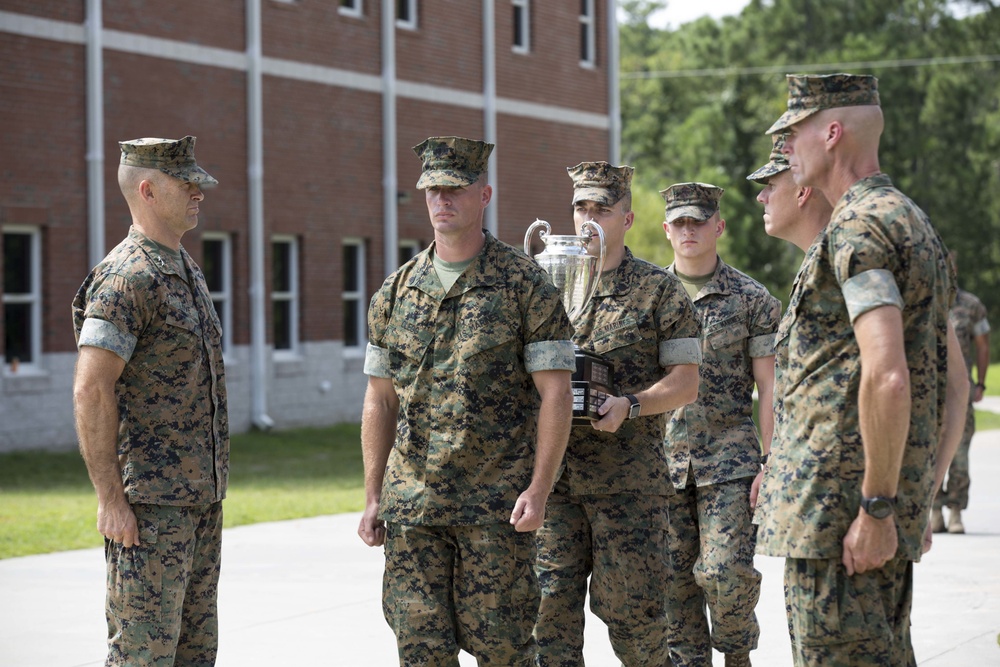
[0,0,611,450]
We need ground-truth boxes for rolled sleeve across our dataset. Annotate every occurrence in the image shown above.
[748,332,776,358]
[363,343,391,378]
[660,337,702,367]
[973,318,990,337]
[525,340,576,374]
[78,317,137,362]
[842,269,903,323]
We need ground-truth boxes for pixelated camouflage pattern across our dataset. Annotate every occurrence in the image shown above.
[535,484,671,666]
[105,502,223,666]
[72,226,229,506]
[767,73,880,134]
[666,476,760,665]
[755,174,952,561]
[666,258,780,489]
[558,249,701,496]
[746,132,791,184]
[661,182,724,224]
[951,289,990,374]
[567,161,634,206]
[784,556,915,666]
[936,289,990,510]
[383,522,538,665]
[119,135,218,186]
[366,230,574,526]
[412,136,494,189]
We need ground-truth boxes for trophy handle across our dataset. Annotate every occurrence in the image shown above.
[524,219,551,257]
[580,219,606,306]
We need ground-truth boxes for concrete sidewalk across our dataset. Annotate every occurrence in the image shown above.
[3,432,999,667]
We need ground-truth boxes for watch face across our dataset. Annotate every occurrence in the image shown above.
[865,498,893,519]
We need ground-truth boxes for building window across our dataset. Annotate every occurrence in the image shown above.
[396,0,417,29]
[343,239,366,348]
[2,227,41,370]
[398,239,420,267]
[202,233,232,355]
[339,0,362,17]
[272,236,299,353]
[513,0,530,54]
[579,0,596,68]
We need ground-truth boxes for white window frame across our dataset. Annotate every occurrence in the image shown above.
[343,238,367,350]
[338,0,363,18]
[272,235,300,357]
[579,0,596,68]
[396,0,417,30]
[398,239,420,267]
[512,0,530,54]
[2,225,42,373]
[201,233,233,356]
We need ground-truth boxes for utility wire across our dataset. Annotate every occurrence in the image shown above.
[621,54,1000,79]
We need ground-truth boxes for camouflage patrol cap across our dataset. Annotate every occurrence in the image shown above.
[119,135,218,186]
[412,136,494,189]
[660,182,724,224]
[746,132,791,184]
[567,162,634,206]
[767,73,880,134]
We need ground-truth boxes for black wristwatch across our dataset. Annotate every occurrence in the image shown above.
[625,394,641,419]
[860,496,896,520]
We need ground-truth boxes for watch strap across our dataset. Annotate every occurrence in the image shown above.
[625,394,640,419]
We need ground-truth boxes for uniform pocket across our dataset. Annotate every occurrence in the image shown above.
[107,516,162,623]
[706,320,749,350]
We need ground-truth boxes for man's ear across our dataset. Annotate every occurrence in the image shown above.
[826,121,844,150]
[623,209,635,231]
[138,179,156,203]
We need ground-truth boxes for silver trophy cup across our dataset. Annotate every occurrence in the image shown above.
[524,219,615,424]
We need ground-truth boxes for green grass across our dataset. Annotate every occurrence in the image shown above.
[0,424,364,560]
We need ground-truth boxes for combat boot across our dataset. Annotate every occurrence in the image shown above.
[947,506,965,534]
[725,653,751,667]
[930,507,945,533]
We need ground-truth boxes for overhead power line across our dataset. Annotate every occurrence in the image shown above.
[621,54,1000,79]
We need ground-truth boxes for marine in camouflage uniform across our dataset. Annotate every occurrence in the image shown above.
[72,136,228,666]
[932,286,990,532]
[533,162,702,667]
[359,136,576,666]
[661,183,780,667]
[753,74,959,667]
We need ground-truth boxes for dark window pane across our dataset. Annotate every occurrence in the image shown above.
[212,299,226,332]
[203,239,224,291]
[3,233,31,294]
[397,0,410,21]
[580,0,587,16]
[273,242,291,292]
[4,303,32,363]
[343,245,359,292]
[580,24,588,61]
[514,6,525,47]
[273,300,291,350]
[398,245,416,267]
[344,298,358,347]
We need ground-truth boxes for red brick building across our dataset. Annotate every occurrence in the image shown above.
[0,0,617,450]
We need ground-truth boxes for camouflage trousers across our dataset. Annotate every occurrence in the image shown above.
[534,481,671,667]
[784,556,915,667]
[665,475,760,667]
[382,521,539,666]
[935,397,975,510]
[105,502,223,667]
